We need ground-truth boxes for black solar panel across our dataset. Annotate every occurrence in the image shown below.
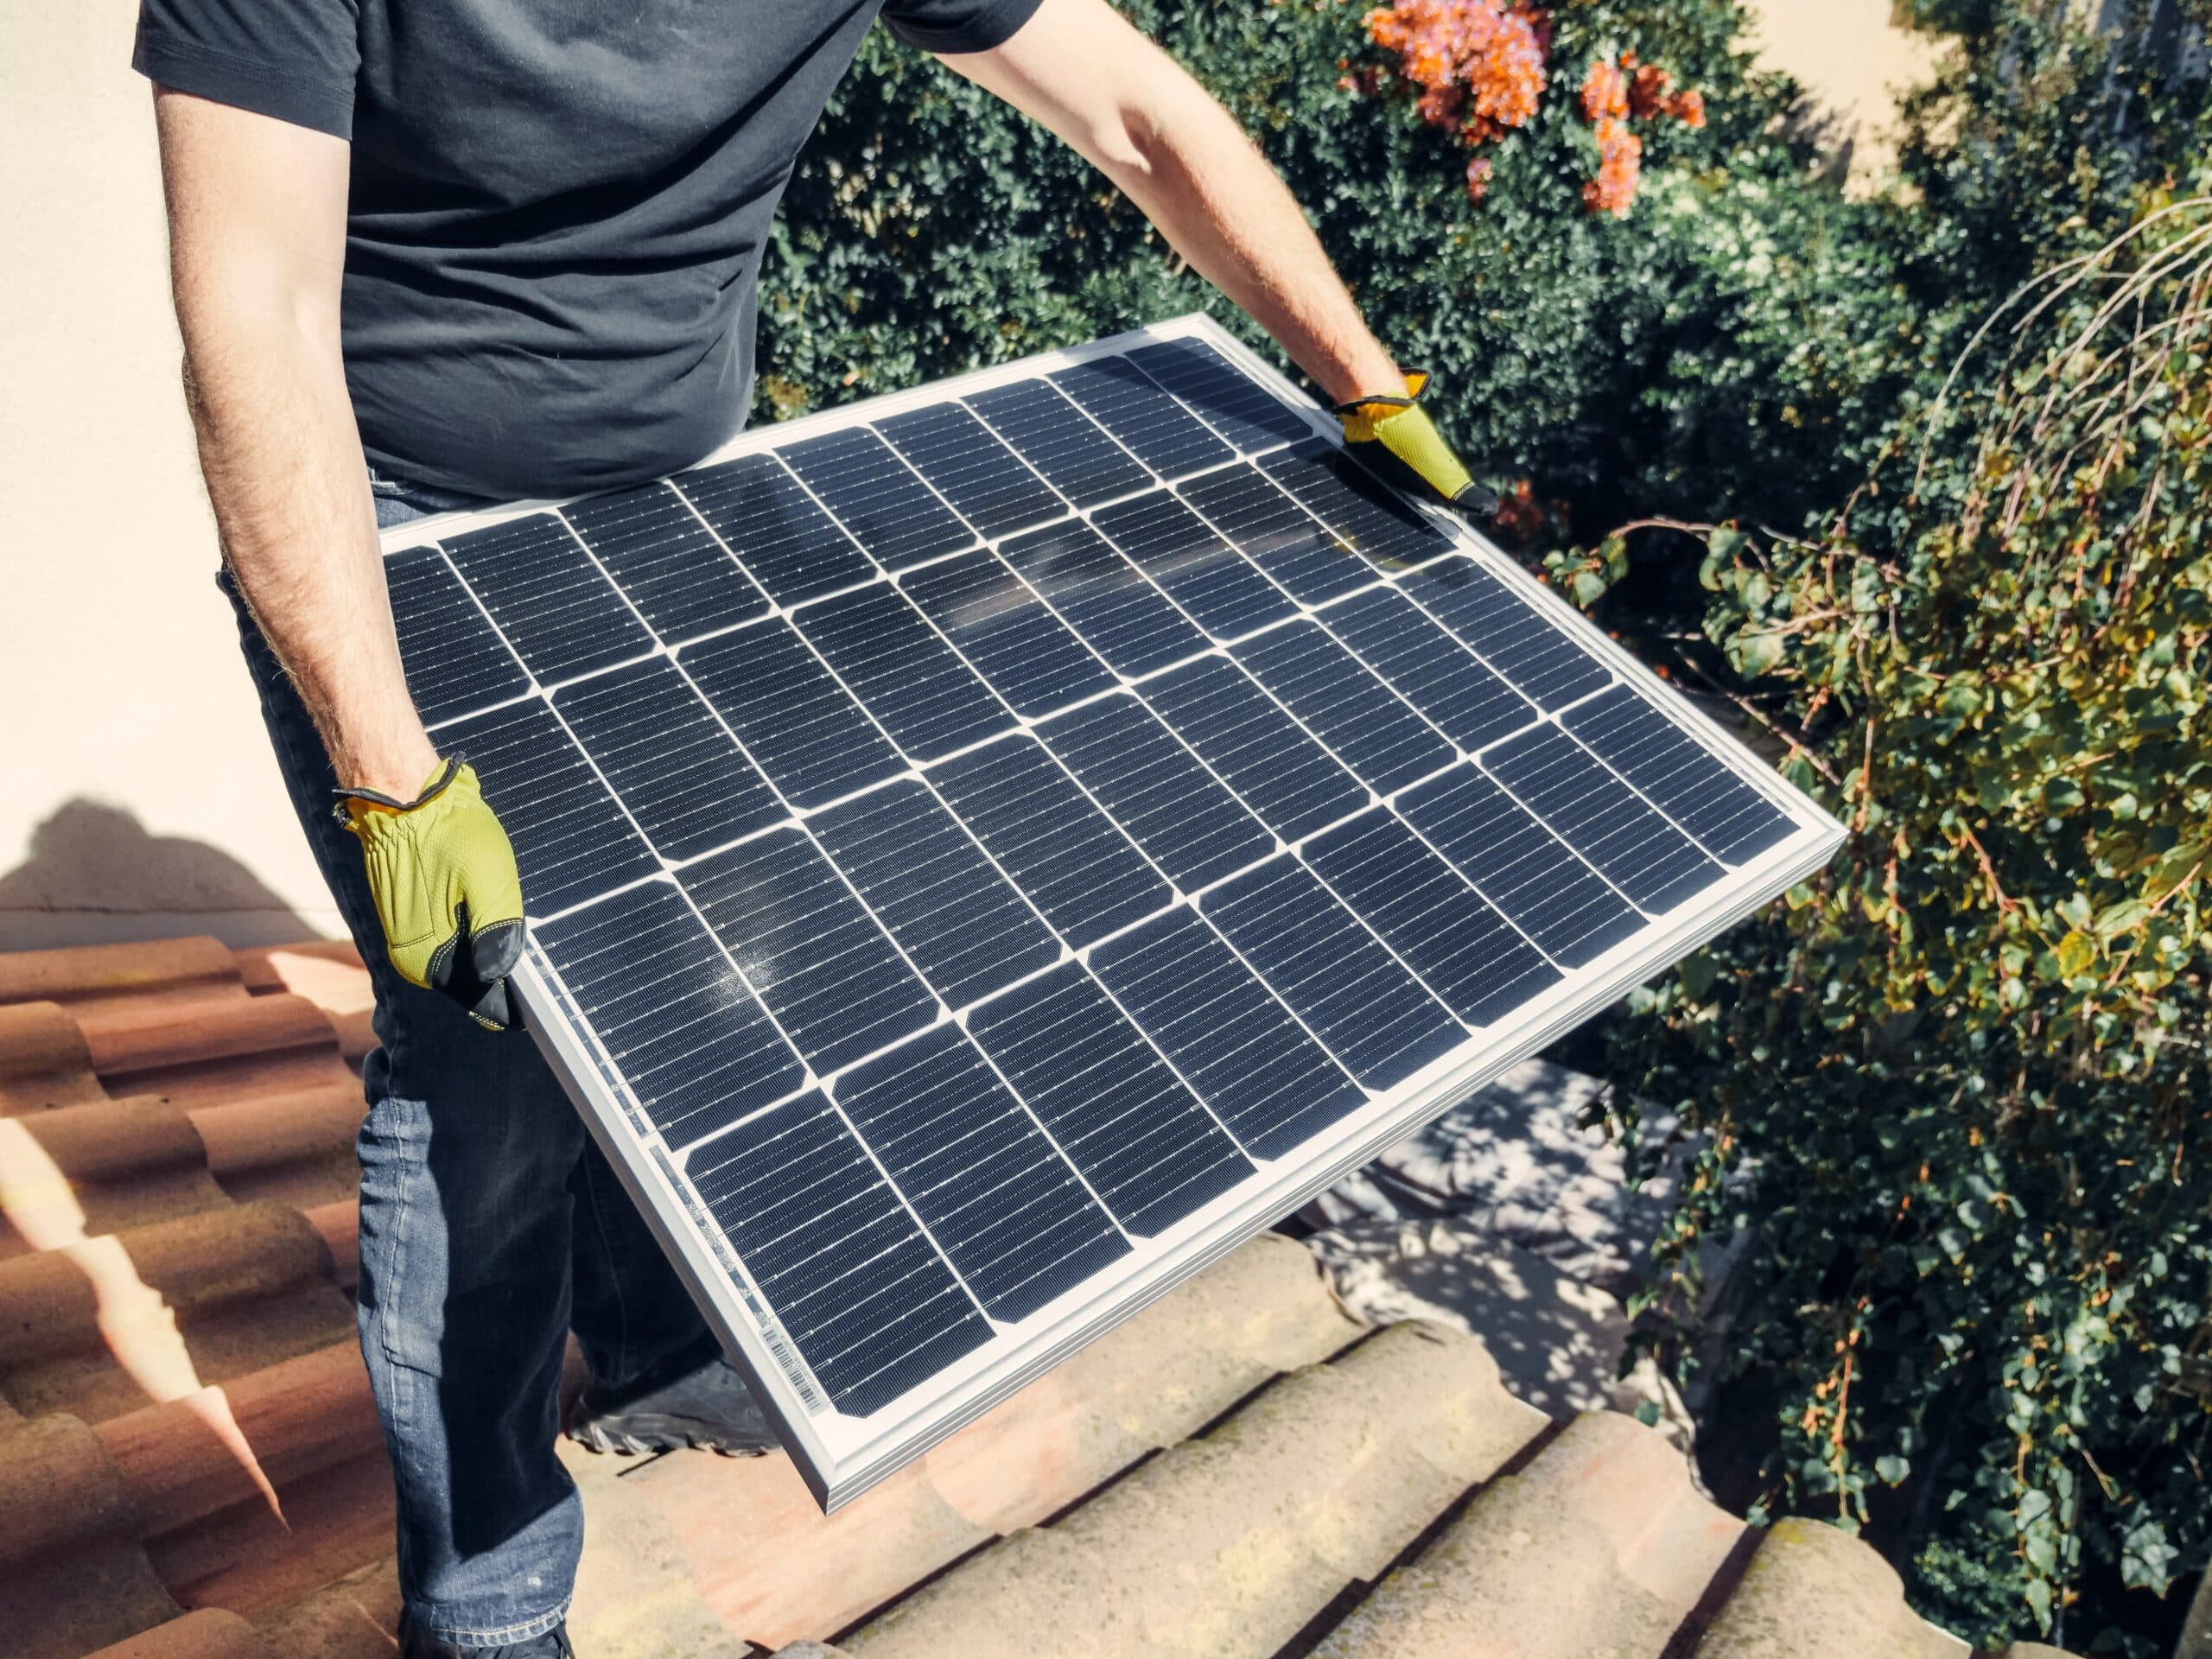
[378,321,1834,1508]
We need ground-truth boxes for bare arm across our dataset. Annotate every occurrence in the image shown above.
[156,90,437,799]
[944,0,1404,405]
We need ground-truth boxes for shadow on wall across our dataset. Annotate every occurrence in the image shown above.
[0,797,328,953]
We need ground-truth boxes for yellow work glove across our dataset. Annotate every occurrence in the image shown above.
[336,758,527,1031]
[1336,372,1501,518]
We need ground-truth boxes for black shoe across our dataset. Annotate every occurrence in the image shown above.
[400,1618,572,1659]
[564,1341,779,1458]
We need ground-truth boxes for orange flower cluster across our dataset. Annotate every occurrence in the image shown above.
[1363,0,1549,200]
[1577,50,1703,216]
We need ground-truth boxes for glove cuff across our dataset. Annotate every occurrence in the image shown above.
[334,756,472,830]
[1334,371,1432,442]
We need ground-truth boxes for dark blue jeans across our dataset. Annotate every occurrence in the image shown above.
[223,471,713,1644]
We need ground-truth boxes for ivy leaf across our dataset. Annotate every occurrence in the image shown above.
[2055,930,2097,977]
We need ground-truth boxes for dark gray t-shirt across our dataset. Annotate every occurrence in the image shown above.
[135,0,1041,498]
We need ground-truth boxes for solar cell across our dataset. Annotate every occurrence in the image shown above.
[678,453,878,607]
[679,828,939,1075]
[1230,619,1455,795]
[1088,905,1368,1160]
[683,1093,993,1416]
[1261,442,1452,571]
[997,518,1208,678]
[1175,465,1373,607]
[561,482,771,643]
[1400,557,1614,710]
[378,318,1836,1509]
[876,402,1066,540]
[552,657,785,863]
[1316,584,1537,753]
[441,512,654,684]
[386,546,530,725]
[929,735,1172,947]
[680,620,902,810]
[1091,489,1297,642]
[1201,856,1464,1089]
[1127,338,1314,453]
[967,962,1252,1236]
[965,380,1152,507]
[833,1023,1131,1322]
[1561,685,1794,864]
[536,882,804,1149]
[809,780,1059,1007]
[1049,356,1235,479]
[899,550,1116,718]
[780,425,975,570]
[792,583,1014,764]
[1480,725,1722,914]
[1038,690,1277,890]
[1140,654,1370,844]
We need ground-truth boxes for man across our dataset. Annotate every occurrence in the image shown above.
[139,0,1484,1651]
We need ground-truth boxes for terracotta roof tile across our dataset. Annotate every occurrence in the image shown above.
[0,1412,182,1659]
[0,935,2081,1659]
[0,1002,107,1114]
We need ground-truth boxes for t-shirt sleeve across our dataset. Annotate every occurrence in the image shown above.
[879,0,1045,54]
[132,0,362,140]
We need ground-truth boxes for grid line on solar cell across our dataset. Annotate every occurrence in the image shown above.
[1201,857,1465,1090]
[1395,764,1643,969]
[1481,725,1723,915]
[559,482,772,644]
[1089,906,1367,1161]
[780,424,976,571]
[1174,465,1373,608]
[1314,584,1538,754]
[1230,620,1456,797]
[681,619,906,811]
[833,1024,1132,1323]
[810,780,1061,1009]
[440,512,656,685]
[795,582,1019,765]
[675,452,880,607]
[967,963,1253,1237]
[1091,490,1298,643]
[1398,558,1614,711]
[536,881,806,1152]
[1126,339,1316,454]
[552,658,787,864]
[930,734,1173,948]
[1259,442,1452,572]
[679,827,940,1077]
[1048,357,1236,480]
[899,550,1116,719]
[997,519,1210,680]
[1139,654,1370,846]
[1561,685,1794,865]
[385,546,531,727]
[1303,809,1562,1026]
[682,1092,993,1418]
[963,379,1154,508]
[442,698,658,917]
[876,402,1069,541]
[1038,691,1276,893]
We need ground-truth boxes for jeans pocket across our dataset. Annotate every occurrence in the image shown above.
[357,1090,446,1377]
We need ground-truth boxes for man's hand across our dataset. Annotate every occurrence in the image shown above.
[1337,373,1501,516]
[340,760,527,1030]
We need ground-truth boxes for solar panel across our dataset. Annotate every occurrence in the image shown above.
[376,315,1843,1508]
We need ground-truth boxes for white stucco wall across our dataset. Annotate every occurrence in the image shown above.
[0,0,1942,953]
